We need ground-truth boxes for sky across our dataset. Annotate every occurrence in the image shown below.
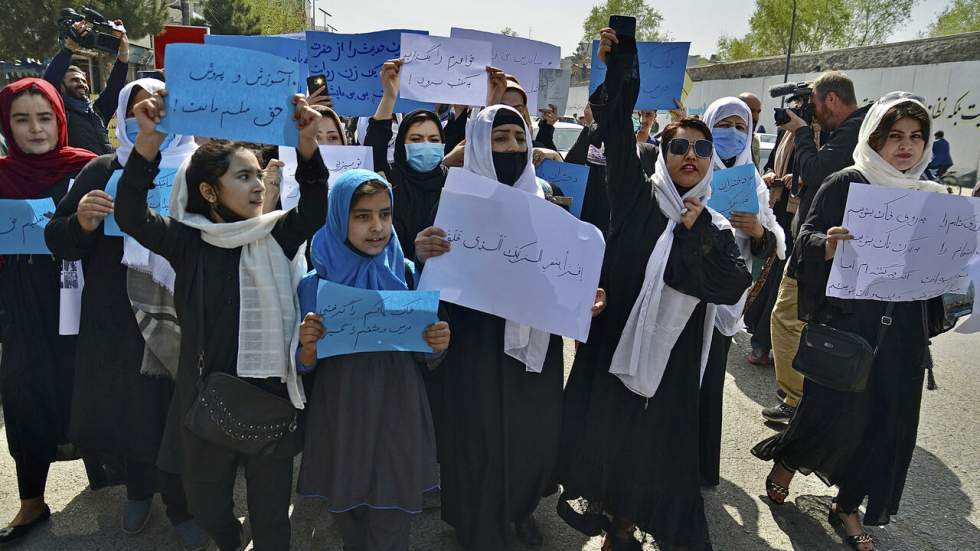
[312,0,952,58]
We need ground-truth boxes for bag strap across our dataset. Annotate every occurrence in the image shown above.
[872,302,896,357]
[195,259,208,381]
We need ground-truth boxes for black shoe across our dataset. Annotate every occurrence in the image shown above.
[0,505,51,544]
[515,515,543,547]
[762,402,796,423]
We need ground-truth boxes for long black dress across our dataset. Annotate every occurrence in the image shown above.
[555,37,751,550]
[364,111,447,261]
[0,177,77,472]
[44,154,174,467]
[752,168,932,525]
[429,304,564,550]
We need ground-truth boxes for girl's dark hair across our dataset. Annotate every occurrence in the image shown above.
[350,180,389,209]
[11,86,45,101]
[868,101,930,152]
[184,140,254,216]
[659,117,713,158]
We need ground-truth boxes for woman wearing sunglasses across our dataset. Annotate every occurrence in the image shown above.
[555,28,751,551]
[753,93,946,551]
[699,97,786,488]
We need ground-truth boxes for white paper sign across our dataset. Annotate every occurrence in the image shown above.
[278,145,374,210]
[827,185,980,302]
[417,168,605,341]
[538,68,571,116]
[59,259,84,335]
[450,28,561,113]
[399,33,491,107]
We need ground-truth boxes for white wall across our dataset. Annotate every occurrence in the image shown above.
[686,60,980,173]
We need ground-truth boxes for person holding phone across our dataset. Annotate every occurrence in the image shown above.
[555,26,750,551]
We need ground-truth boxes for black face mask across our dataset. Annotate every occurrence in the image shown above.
[492,151,527,186]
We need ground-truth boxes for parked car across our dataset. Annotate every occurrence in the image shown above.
[757,133,777,169]
[532,120,584,157]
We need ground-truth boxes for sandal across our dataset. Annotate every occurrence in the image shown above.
[828,505,875,550]
[765,462,794,504]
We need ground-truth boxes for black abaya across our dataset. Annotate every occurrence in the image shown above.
[556,38,751,550]
[752,168,931,525]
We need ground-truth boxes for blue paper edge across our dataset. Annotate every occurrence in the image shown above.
[0,197,55,254]
[536,160,588,219]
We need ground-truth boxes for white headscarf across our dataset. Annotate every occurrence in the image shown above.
[116,78,197,291]
[609,152,732,399]
[169,155,308,408]
[852,91,945,193]
[463,105,550,373]
[702,97,786,336]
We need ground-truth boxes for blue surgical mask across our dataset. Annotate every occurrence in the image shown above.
[124,117,175,150]
[405,142,444,172]
[712,126,747,160]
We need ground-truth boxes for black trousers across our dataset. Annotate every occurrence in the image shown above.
[182,453,293,551]
[699,330,732,487]
[15,459,50,500]
[335,506,411,551]
[126,458,192,526]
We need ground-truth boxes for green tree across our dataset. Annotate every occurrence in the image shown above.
[203,0,261,35]
[92,0,168,41]
[581,0,665,43]
[246,0,307,35]
[715,0,851,61]
[927,0,980,37]
[500,27,518,37]
[845,0,918,47]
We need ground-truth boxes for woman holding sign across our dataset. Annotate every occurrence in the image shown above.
[699,97,785,487]
[414,104,568,550]
[0,78,96,545]
[294,168,450,551]
[366,60,447,261]
[555,29,750,551]
[753,93,946,550]
[114,88,328,551]
[43,78,207,547]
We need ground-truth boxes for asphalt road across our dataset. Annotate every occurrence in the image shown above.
[2,329,977,550]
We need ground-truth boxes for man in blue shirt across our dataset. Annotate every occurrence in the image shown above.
[928,131,954,177]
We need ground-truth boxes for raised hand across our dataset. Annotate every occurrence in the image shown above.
[77,190,114,233]
[293,94,322,161]
[597,28,618,64]
[415,226,450,263]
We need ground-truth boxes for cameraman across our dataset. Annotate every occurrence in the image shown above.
[763,71,871,424]
[43,20,130,154]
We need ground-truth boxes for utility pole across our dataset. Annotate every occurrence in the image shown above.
[780,0,797,107]
[180,0,190,25]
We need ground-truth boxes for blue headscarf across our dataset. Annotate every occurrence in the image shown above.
[309,169,410,291]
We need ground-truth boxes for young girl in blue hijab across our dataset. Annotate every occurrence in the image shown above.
[295,168,449,551]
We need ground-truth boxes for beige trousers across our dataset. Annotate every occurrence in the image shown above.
[770,273,806,407]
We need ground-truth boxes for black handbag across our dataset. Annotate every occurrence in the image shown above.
[793,303,895,393]
[183,261,298,456]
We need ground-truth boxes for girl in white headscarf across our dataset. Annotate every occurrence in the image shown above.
[754,92,945,551]
[43,78,208,548]
[698,96,787,487]
[555,28,751,551]
[413,104,571,550]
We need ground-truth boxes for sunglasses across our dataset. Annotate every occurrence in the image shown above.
[667,138,713,159]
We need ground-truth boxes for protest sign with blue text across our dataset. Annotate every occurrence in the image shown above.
[0,198,55,254]
[418,168,605,342]
[315,279,439,358]
[399,33,491,107]
[205,34,308,91]
[278,145,374,211]
[535,160,588,219]
[589,41,690,110]
[159,43,299,146]
[707,164,760,219]
[305,30,432,117]
[450,28,561,112]
[828,185,980,303]
[103,168,179,236]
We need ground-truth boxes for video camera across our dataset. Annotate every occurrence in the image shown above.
[59,6,123,54]
[769,81,815,126]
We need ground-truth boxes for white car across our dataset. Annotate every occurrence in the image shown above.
[532,120,585,156]
[757,133,777,169]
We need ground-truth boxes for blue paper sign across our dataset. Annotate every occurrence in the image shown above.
[315,279,439,358]
[158,43,299,146]
[205,34,308,92]
[0,198,55,254]
[103,168,179,237]
[707,164,760,219]
[305,30,433,117]
[589,41,690,110]
[535,160,589,219]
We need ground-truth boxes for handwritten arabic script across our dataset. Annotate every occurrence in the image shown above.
[708,164,760,219]
[399,33,491,107]
[827,184,980,302]
[0,198,54,254]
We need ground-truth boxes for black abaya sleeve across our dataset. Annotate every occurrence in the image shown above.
[750,228,777,258]
[272,147,329,260]
[114,150,195,265]
[45,155,115,261]
[364,117,395,176]
[442,108,468,152]
[533,122,559,152]
[664,211,752,306]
